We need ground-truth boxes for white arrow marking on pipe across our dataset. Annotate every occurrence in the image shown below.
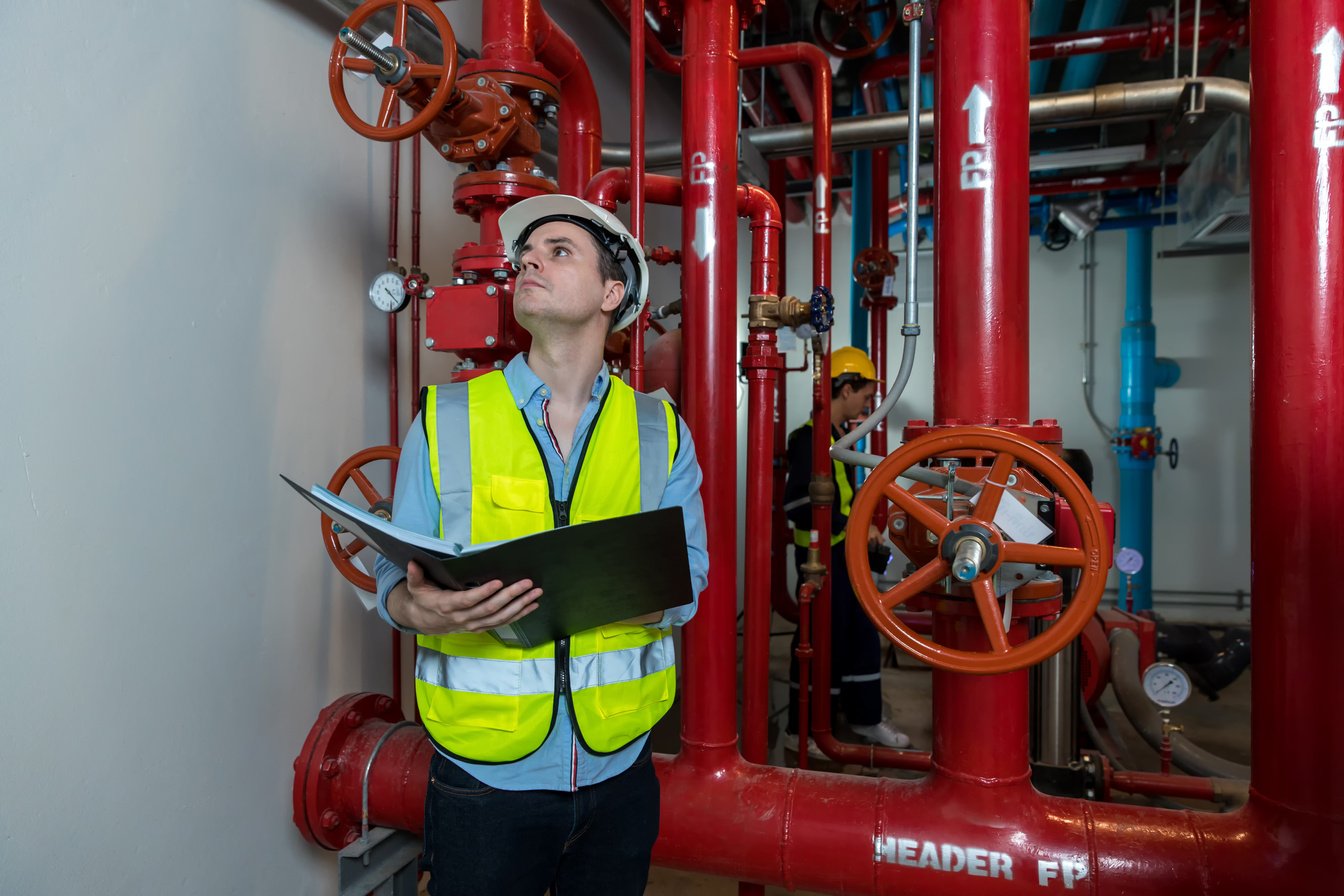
[1315,27,1344,95]
[814,173,828,209]
[963,84,991,146]
[692,207,714,261]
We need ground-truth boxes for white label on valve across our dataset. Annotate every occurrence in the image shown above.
[969,487,1052,545]
[881,274,897,297]
[349,32,394,81]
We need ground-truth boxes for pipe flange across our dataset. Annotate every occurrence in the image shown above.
[293,692,405,850]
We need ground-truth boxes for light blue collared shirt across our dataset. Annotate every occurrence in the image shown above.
[375,354,708,791]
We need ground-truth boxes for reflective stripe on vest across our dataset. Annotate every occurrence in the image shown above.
[414,371,679,762]
[792,420,854,547]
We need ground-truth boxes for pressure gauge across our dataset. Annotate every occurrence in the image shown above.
[368,270,408,313]
[1142,661,1192,708]
[1115,546,1144,576]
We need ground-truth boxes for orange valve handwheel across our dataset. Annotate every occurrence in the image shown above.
[845,426,1110,674]
[322,445,402,593]
[852,246,898,294]
[328,0,459,141]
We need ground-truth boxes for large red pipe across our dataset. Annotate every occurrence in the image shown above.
[628,0,647,391]
[860,7,1246,113]
[310,715,1339,893]
[678,0,741,752]
[930,0,1032,784]
[1249,0,1344,822]
[529,1,601,193]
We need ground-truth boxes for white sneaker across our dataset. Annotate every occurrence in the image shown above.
[851,720,912,749]
[785,735,830,761]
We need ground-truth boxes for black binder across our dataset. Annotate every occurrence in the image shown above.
[284,475,694,647]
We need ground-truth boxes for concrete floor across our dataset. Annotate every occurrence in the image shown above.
[644,603,1252,895]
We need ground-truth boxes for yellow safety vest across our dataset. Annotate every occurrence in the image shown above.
[415,371,681,763]
[791,420,854,547]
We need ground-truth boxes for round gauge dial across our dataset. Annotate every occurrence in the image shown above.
[368,270,408,313]
[1142,661,1192,708]
[1115,546,1145,576]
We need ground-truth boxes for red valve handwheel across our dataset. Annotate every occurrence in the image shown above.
[812,0,901,60]
[845,427,1110,674]
[328,0,459,142]
[321,445,402,593]
[852,246,898,293]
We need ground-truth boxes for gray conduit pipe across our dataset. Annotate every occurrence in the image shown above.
[602,77,1250,167]
[1108,628,1251,781]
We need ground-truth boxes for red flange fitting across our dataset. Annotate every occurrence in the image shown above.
[292,693,432,850]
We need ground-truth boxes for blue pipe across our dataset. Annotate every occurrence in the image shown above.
[1059,0,1129,91]
[1029,0,1068,94]
[850,97,871,351]
[1113,228,1181,611]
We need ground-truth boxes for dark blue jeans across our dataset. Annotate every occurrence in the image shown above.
[423,743,660,896]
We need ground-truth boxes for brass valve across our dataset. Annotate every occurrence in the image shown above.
[747,294,811,330]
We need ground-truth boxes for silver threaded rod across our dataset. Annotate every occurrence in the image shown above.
[339,27,399,74]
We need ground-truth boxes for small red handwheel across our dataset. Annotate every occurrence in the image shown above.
[328,0,459,141]
[845,426,1110,674]
[852,246,898,293]
[321,445,401,592]
[812,0,901,60]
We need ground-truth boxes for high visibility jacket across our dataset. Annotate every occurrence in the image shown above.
[415,371,681,763]
[791,420,854,547]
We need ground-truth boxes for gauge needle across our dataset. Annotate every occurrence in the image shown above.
[1157,680,1175,693]
[385,288,396,299]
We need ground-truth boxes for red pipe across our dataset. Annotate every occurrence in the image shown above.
[597,0,684,74]
[929,0,1032,785]
[869,146,890,466]
[410,131,422,419]
[768,160,798,625]
[678,0,741,752]
[740,184,783,773]
[1109,769,1218,802]
[386,107,402,712]
[309,718,1341,893]
[739,41,832,762]
[1249,0,1344,822]
[629,0,647,392]
[860,8,1245,113]
[529,2,601,194]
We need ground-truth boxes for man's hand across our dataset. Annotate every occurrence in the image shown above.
[868,524,881,547]
[388,560,542,635]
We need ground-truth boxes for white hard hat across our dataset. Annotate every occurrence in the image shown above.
[499,194,650,332]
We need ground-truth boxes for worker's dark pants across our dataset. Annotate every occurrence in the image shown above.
[423,741,658,896]
[787,541,884,733]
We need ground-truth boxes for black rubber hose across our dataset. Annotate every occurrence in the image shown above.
[1108,628,1251,781]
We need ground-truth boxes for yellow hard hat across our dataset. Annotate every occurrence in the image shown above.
[831,346,876,381]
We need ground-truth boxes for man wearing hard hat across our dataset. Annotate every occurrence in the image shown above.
[373,195,708,895]
[783,345,911,757]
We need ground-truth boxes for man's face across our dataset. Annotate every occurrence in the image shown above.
[838,380,877,422]
[513,220,624,333]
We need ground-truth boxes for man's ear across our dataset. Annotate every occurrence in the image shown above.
[601,280,626,315]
